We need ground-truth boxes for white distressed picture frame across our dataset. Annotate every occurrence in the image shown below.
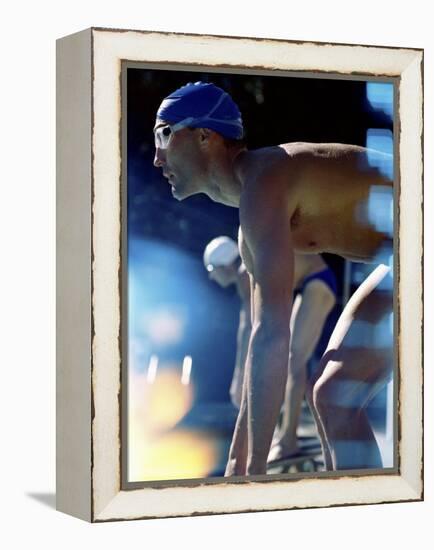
[56,27,423,522]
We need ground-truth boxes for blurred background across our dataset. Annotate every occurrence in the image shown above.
[125,67,394,483]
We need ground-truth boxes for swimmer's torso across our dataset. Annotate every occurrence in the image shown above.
[237,142,393,266]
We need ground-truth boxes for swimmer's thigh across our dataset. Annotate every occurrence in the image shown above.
[313,265,393,410]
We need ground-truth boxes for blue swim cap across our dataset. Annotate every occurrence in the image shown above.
[156,82,244,140]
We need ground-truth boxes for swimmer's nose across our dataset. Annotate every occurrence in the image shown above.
[153,147,166,168]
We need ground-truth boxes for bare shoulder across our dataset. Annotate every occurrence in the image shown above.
[238,150,297,222]
[236,150,296,259]
[237,146,300,202]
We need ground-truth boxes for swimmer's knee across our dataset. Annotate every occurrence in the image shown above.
[312,366,378,422]
[312,354,354,417]
[306,351,332,409]
[312,375,334,416]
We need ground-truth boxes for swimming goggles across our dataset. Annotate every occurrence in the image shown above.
[153,119,193,150]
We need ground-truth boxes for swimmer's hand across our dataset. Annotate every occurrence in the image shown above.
[225,457,243,477]
[224,458,237,477]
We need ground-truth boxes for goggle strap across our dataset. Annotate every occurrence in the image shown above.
[171,117,195,132]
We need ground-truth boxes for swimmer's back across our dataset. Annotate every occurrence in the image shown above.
[237,142,393,263]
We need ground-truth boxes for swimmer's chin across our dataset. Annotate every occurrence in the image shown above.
[170,184,197,201]
[170,187,190,201]
[171,188,183,200]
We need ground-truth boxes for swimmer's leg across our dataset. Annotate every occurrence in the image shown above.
[305,374,334,470]
[270,282,335,461]
[312,265,393,470]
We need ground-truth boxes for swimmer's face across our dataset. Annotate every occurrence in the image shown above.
[153,121,207,200]
[208,265,237,288]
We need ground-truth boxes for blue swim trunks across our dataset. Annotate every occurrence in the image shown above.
[298,267,338,297]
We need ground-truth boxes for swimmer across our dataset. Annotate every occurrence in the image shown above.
[202,236,252,410]
[152,81,394,475]
[203,236,337,459]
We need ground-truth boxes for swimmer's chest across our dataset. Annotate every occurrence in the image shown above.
[289,203,342,254]
[239,201,371,269]
[237,197,332,273]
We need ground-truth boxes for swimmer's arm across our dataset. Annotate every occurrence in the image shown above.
[225,348,249,475]
[230,307,250,408]
[241,175,295,474]
[225,274,252,474]
[231,275,252,408]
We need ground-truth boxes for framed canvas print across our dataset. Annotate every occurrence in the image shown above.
[56,27,423,522]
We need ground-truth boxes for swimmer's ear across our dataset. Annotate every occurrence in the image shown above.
[198,128,220,153]
[199,128,212,143]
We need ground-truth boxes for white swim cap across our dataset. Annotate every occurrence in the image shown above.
[203,236,239,271]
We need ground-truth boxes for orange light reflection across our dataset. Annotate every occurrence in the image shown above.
[128,365,219,482]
